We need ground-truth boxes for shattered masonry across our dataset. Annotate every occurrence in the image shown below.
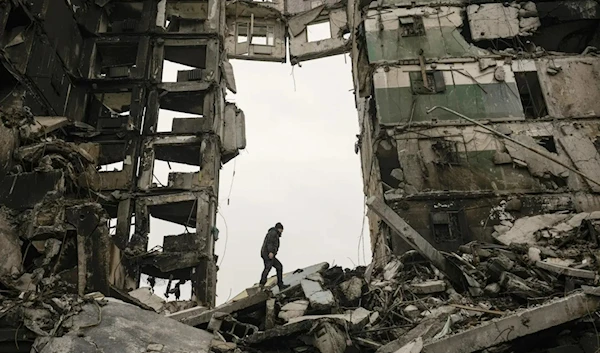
[0,0,245,311]
[2,0,600,353]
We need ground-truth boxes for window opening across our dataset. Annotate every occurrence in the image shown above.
[515,72,548,119]
[399,16,425,37]
[307,21,331,42]
[251,25,275,46]
[410,71,446,94]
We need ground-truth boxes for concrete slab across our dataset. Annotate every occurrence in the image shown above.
[234,262,330,299]
[423,292,600,353]
[179,290,270,327]
[39,300,212,353]
[278,300,309,322]
[128,287,165,312]
[301,280,335,309]
[31,116,69,138]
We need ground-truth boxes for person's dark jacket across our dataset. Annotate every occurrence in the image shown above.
[261,227,280,258]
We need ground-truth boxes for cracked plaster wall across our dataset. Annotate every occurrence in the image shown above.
[537,58,600,119]
[385,120,600,199]
[364,6,487,63]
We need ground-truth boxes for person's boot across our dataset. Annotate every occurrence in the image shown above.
[258,283,266,291]
[278,283,290,291]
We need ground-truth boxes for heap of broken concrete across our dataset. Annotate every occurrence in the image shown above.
[4,210,600,353]
[170,211,600,353]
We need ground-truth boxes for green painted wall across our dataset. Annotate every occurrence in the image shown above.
[374,83,525,124]
[365,27,483,62]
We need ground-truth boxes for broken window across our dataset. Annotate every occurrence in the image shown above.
[237,23,249,43]
[161,59,198,83]
[163,0,210,34]
[108,217,135,238]
[399,16,425,37]
[164,44,208,69]
[251,25,275,46]
[515,72,547,119]
[99,162,124,172]
[307,21,332,42]
[410,71,446,95]
[157,109,204,133]
[376,139,402,188]
[430,211,465,243]
[89,92,133,130]
[93,43,139,79]
[466,2,600,54]
[153,161,199,188]
[431,139,461,166]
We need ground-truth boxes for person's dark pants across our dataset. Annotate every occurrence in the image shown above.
[260,255,283,287]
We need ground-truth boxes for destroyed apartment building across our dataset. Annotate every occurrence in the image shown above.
[2,0,600,352]
[0,0,246,318]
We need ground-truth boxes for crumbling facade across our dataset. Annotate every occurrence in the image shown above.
[351,0,600,266]
[0,0,246,309]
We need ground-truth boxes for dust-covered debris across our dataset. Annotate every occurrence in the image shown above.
[165,209,600,353]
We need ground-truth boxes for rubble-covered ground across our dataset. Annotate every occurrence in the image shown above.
[189,210,600,353]
[4,209,600,353]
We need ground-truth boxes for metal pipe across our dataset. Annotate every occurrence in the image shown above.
[426,106,600,188]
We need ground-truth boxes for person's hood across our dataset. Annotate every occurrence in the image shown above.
[268,227,281,237]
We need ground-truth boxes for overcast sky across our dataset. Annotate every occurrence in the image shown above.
[147,52,370,305]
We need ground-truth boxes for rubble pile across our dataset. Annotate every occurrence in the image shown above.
[3,211,600,352]
[173,211,600,353]
[0,111,209,351]
[0,112,104,297]
[0,292,213,352]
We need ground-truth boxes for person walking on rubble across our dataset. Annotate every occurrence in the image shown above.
[259,222,290,291]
